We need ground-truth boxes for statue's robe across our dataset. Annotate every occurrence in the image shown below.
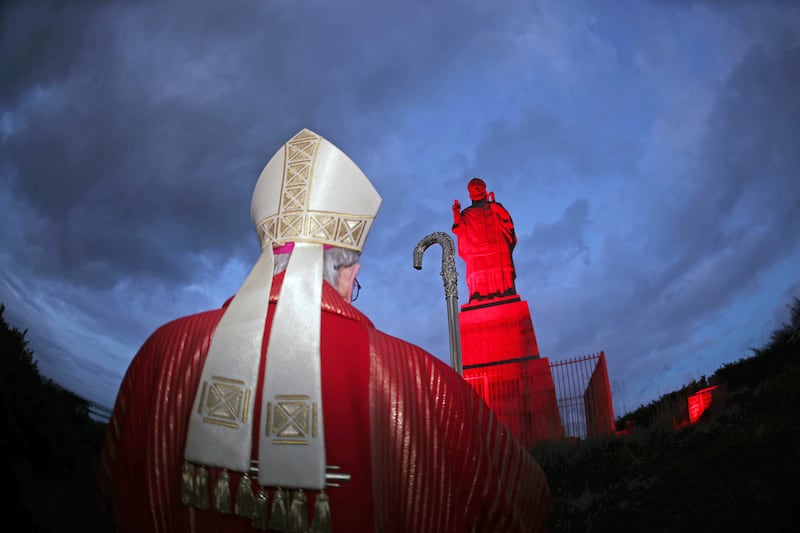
[453,200,517,301]
[99,272,549,532]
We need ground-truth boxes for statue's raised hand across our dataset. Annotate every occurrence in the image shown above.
[452,199,461,223]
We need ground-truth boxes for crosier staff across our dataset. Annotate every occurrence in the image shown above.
[413,232,462,375]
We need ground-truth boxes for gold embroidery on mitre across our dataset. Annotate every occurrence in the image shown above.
[280,131,318,214]
[198,376,252,429]
[256,212,373,251]
[336,218,366,247]
[262,218,278,243]
[278,213,304,240]
[286,130,318,162]
[308,214,337,241]
[286,160,312,185]
[282,186,307,212]
[266,395,319,445]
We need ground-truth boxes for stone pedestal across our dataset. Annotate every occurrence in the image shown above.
[459,297,539,363]
[460,298,563,447]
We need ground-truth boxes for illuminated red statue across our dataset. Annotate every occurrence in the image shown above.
[452,178,517,302]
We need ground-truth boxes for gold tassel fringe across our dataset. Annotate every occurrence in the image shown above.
[269,487,289,532]
[252,487,270,530]
[288,489,309,533]
[193,465,209,510]
[310,490,332,533]
[213,469,232,514]
[180,462,194,507]
[235,473,256,518]
[180,463,331,531]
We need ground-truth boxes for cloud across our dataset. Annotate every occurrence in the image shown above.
[521,8,800,410]
[1,0,798,416]
[0,0,543,289]
[517,198,592,282]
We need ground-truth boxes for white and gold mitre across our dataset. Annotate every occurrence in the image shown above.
[251,128,381,252]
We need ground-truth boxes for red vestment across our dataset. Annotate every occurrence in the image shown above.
[452,201,517,301]
[99,272,550,532]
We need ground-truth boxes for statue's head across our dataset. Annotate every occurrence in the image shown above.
[468,178,487,201]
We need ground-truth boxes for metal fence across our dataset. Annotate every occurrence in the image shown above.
[550,351,615,439]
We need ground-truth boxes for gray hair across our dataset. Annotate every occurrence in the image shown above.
[273,246,361,287]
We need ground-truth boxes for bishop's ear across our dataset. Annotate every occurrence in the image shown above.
[336,262,361,302]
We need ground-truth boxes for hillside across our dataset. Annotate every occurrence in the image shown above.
[0,305,110,531]
[533,297,800,531]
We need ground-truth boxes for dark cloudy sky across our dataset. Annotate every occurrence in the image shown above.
[1,0,798,416]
